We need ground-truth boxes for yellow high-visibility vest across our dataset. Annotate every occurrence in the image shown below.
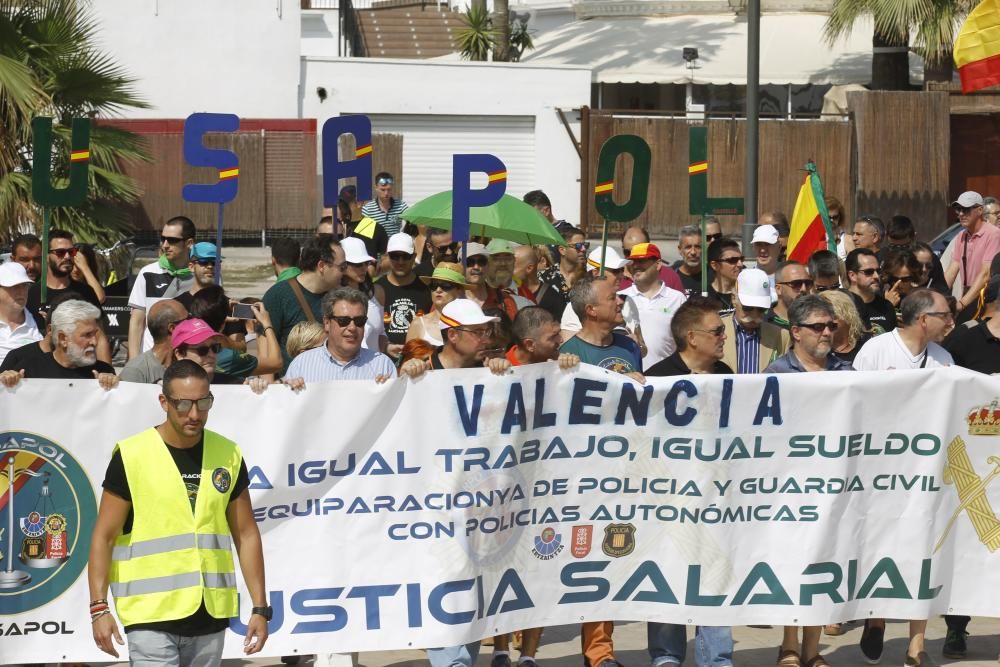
[354,216,377,239]
[110,427,241,626]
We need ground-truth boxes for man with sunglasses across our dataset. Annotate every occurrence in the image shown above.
[285,288,396,384]
[540,227,589,304]
[806,250,842,294]
[26,228,103,328]
[722,269,788,373]
[945,191,1000,313]
[707,238,742,315]
[768,262,814,329]
[378,233,431,360]
[764,295,853,376]
[129,216,196,359]
[853,288,953,371]
[416,228,459,278]
[174,243,222,312]
[360,171,408,236]
[620,226,686,293]
[846,248,897,335]
[88,359,269,665]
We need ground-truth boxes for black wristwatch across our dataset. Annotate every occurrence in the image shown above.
[251,605,273,621]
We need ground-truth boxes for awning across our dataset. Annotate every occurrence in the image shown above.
[521,14,924,86]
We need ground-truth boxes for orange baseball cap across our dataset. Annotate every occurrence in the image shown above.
[627,242,661,260]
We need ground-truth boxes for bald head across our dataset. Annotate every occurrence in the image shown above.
[622,226,649,251]
[148,299,188,344]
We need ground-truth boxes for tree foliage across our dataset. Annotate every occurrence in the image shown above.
[0,0,150,244]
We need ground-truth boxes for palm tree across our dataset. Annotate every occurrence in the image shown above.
[0,0,150,244]
[455,3,496,61]
[824,0,976,88]
[493,0,510,62]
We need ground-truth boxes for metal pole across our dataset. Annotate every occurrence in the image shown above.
[700,216,708,297]
[743,0,760,257]
[214,203,224,286]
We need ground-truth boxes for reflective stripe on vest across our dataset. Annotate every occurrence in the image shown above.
[112,533,232,561]
[110,427,241,626]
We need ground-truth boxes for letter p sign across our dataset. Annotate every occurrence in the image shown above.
[452,154,506,242]
[182,113,240,204]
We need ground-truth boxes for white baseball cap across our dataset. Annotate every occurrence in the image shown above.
[461,242,489,262]
[587,246,631,270]
[386,233,415,255]
[439,299,499,330]
[952,191,985,208]
[736,268,773,309]
[0,261,33,288]
[341,236,375,264]
[751,225,779,245]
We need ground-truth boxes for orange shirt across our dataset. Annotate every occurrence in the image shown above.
[505,346,524,367]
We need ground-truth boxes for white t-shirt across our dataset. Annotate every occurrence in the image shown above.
[852,328,953,371]
[618,282,686,371]
[128,262,193,353]
[0,310,42,366]
[362,296,386,352]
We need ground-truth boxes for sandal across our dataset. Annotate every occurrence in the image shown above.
[777,648,801,667]
[824,623,843,636]
[803,656,830,667]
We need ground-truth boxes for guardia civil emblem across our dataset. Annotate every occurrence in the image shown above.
[212,467,232,493]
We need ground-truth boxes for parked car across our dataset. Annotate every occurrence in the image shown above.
[929,223,962,258]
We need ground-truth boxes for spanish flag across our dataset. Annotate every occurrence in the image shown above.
[954,0,1000,93]
[786,162,836,264]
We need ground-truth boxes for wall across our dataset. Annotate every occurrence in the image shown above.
[301,9,342,58]
[300,57,591,222]
[91,0,301,118]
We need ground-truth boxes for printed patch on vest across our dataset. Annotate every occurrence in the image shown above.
[212,467,232,493]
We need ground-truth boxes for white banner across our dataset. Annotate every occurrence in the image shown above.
[1,365,999,662]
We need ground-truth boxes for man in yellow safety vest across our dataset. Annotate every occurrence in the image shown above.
[87,359,269,664]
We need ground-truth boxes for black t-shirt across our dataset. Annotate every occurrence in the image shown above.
[646,350,733,377]
[102,435,249,635]
[27,280,102,334]
[943,318,1000,374]
[0,341,46,372]
[851,292,898,334]
[379,276,432,344]
[673,267,714,298]
[2,350,113,378]
[348,221,389,260]
[706,286,735,316]
[211,371,244,385]
[831,331,871,364]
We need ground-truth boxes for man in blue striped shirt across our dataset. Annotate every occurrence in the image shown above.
[284,287,396,383]
[360,171,408,236]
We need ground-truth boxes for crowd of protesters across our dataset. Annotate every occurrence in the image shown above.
[2,173,998,667]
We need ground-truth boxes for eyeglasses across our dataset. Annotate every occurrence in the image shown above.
[455,326,491,338]
[433,242,459,256]
[924,311,954,321]
[163,394,214,413]
[717,255,745,265]
[388,252,413,262]
[829,213,842,222]
[742,306,767,315]
[856,268,880,276]
[706,233,723,243]
[466,256,489,267]
[814,284,839,293]
[887,240,913,250]
[694,325,726,337]
[50,247,79,259]
[778,279,814,290]
[193,258,216,267]
[572,241,591,251]
[428,281,458,292]
[161,235,187,245]
[954,205,981,215]
[327,315,368,328]
[888,274,920,285]
[184,342,222,356]
[376,177,394,186]
[796,321,839,333]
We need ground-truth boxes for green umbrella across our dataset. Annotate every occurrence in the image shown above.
[400,191,566,246]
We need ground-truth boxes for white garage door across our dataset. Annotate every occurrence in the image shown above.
[365,114,536,204]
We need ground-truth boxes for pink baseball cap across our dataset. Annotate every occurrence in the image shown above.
[171,318,222,349]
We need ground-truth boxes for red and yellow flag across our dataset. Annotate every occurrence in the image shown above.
[786,162,835,264]
[954,0,1000,93]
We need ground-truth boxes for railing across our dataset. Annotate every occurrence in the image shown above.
[341,0,368,56]
[304,0,450,9]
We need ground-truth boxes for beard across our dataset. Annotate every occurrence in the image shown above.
[66,339,96,367]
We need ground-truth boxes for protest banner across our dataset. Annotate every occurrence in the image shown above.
[0,365,998,661]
